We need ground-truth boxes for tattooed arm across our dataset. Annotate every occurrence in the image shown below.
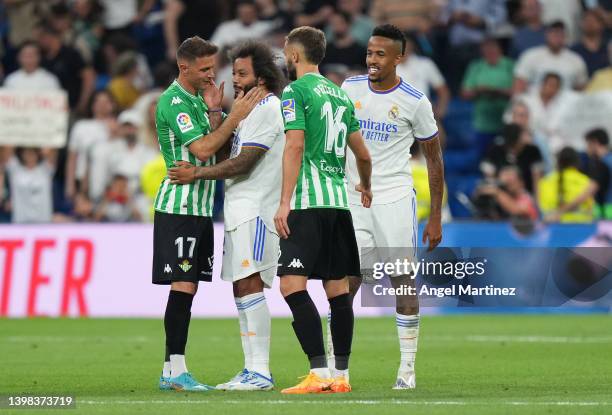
[168,147,266,182]
[420,136,444,250]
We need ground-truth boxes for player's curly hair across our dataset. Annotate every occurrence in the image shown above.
[372,24,406,55]
[229,41,286,96]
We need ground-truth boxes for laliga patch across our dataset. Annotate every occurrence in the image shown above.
[282,99,296,122]
[176,112,194,133]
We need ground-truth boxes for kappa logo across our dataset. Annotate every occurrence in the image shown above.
[164,264,172,274]
[178,259,192,272]
[176,112,194,133]
[288,258,304,268]
[171,96,183,105]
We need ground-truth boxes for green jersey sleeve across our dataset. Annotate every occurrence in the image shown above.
[161,100,208,146]
[347,102,361,135]
[281,84,306,131]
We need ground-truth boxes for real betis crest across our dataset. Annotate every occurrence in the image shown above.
[179,259,192,272]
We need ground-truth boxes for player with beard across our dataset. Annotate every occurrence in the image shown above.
[168,40,285,391]
[327,24,444,390]
[153,36,266,392]
[274,26,372,394]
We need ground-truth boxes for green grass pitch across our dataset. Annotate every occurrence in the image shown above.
[1,315,611,414]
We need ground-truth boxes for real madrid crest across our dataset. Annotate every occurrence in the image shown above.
[388,104,399,121]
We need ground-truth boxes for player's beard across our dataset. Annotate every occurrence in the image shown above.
[234,80,258,99]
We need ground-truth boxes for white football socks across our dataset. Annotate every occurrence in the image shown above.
[235,297,253,371]
[396,313,419,376]
[238,292,271,378]
[162,361,171,378]
[169,354,188,378]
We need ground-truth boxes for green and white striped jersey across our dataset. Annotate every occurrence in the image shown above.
[281,73,361,210]
[154,80,215,216]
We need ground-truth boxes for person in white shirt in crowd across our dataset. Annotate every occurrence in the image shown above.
[0,147,56,224]
[513,21,588,94]
[104,110,157,199]
[511,72,581,155]
[211,0,273,49]
[396,34,450,120]
[65,90,118,200]
[99,0,155,35]
[3,41,61,91]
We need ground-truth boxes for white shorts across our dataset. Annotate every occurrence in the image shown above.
[350,192,418,277]
[221,217,279,288]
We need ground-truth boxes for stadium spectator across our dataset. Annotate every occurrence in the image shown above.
[99,0,155,37]
[327,0,373,47]
[474,165,539,221]
[70,0,106,64]
[163,0,222,61]
[538,147,597,223]
[93,174,142,222]
[583,128,612,219]
[510,0,546,59]
[322,64,351,87]
[513,72,581,155]
[513,21,588,94]
[4,0,49,54]
[509,100,553,173]
[441,0,507,93]
[65,90,118,200]
[3,41,61,91]
[369,0,438,36]
[461,38,514,157]
[100,33,153,90]
[37,24,95,114]
[211,0,273,49]
[587,40,612,92]
[480,123,543,194]
[295,0,335,29]
[107,51,142,110]
[108,111,157,196]
[321,12,366,69]
[397,34,449,119]
[539,0,583,44]
[571,10,609,77]
[0,147,56,224]
[256,0,294,33]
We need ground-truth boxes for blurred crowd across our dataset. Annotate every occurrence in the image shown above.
[0,0,611,225]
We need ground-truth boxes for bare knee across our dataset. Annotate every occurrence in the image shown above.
[323,278,349,299]
[233,274,264,297]
[280,275,307,298]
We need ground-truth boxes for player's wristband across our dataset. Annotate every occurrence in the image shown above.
[208,108,223,113]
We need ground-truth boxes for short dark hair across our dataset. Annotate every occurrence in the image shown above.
[286,26,326,65]
[585,128,610,146]
[547,20,566,31]
[371,24,406,54]
[18,40,40,53]
[542,72,562,84]
[557,146,580,170]
[229,41,286,96]
[176,36,219,62]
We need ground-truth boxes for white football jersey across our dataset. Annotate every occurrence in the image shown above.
[224,93,284,231]
[342,75,438,205]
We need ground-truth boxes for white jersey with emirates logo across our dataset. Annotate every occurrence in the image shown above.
[342,75,438,205]
[223,94,284,232]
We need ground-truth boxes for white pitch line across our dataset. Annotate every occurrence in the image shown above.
[77,399,612,406]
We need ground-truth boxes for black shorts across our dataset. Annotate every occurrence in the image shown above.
[277,208,360,280]
[152,211,214,285]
